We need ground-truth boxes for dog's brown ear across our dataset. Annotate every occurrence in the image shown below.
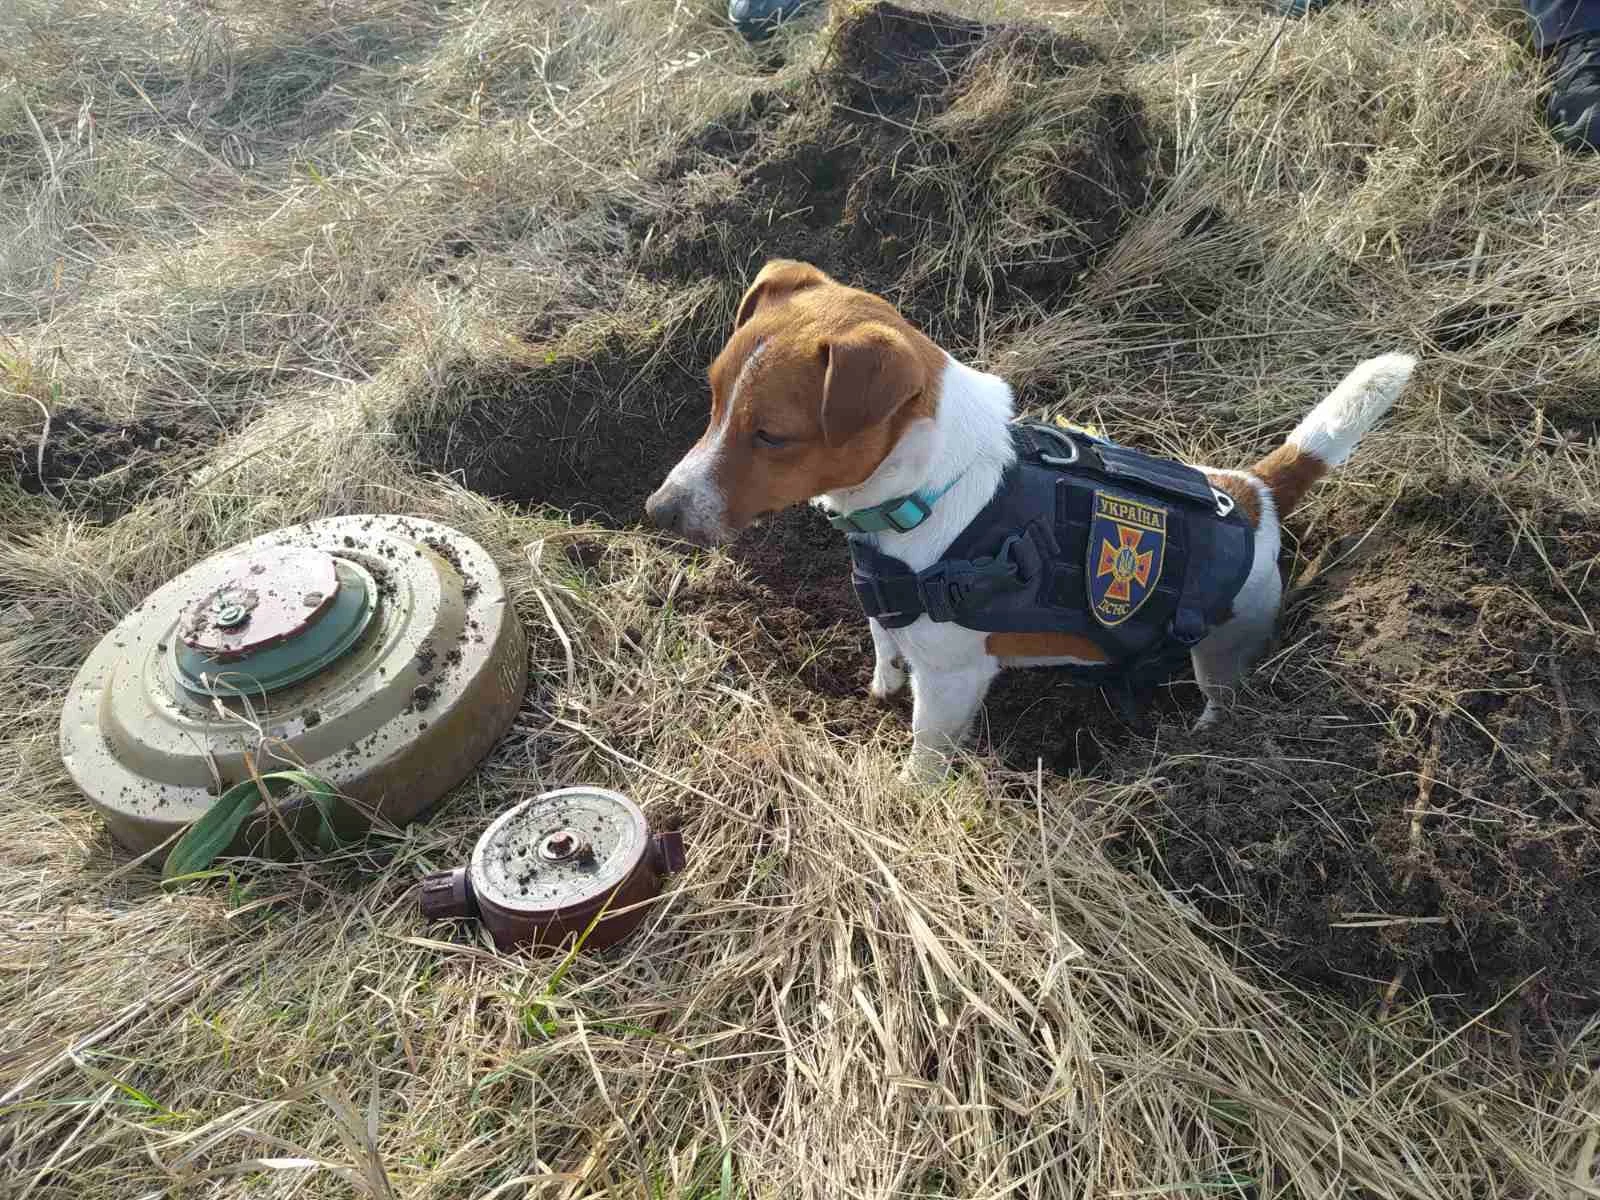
[818,322,926,447]
[734,260,828,330]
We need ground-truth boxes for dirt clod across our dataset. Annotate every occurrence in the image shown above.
[415,642,437,676]
[564,540,607,574]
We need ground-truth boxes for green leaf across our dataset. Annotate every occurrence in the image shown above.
[162,770,347,880]
[163,778,274,880]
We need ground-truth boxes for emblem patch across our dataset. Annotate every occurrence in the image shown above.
[1088,490,1167,627]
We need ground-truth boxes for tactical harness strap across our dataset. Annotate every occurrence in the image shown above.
[847,423,1256,687]
[853,529,1040,626]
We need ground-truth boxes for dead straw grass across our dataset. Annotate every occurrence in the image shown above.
[2,0,1598,1196]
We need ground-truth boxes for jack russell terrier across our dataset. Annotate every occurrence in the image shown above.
[645,260,1416,781]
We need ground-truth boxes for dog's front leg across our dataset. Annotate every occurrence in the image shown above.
[869,619,908,701]
[901,659,999,784]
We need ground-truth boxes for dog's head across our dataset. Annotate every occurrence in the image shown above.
[644,260,943,547]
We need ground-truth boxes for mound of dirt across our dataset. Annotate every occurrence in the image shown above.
[633,3,1148,338]
[1147,473,1600,1043]
[1,405,226,522]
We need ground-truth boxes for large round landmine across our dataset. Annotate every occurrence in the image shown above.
[59,516,528,856]
[419,788,687,953]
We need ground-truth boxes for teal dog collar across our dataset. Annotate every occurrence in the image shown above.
[825,475,963,535]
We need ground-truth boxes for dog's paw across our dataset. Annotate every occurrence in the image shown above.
[870,656,908,702]
[898,748,949,787]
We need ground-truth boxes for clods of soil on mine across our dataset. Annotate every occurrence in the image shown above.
[414,3,1598,1041]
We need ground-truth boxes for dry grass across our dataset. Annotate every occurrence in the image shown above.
[3,0,1599,1196]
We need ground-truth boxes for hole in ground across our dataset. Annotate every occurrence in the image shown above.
[2,404,241,522]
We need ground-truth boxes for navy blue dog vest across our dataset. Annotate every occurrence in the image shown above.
[846,423,1256,687]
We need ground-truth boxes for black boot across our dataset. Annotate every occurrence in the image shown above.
[1548,32,1600,149]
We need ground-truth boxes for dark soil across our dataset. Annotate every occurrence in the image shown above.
[2,404,229,522]
[410,333,718,526]
[1145,472,1600,1045]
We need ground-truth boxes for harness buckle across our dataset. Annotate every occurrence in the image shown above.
[1211,488,1236,519]
[918,534,1032,623]
[853,573,893,621]
[863,576,886,615]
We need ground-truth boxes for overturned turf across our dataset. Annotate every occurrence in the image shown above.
[1148,470,1600,1039]
[632,3,1149,336]
[1,404,234,523]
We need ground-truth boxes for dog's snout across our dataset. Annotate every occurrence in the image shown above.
[644,486,687,534]
[646,460,732,547]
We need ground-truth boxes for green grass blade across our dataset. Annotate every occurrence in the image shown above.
[271,768,344,851]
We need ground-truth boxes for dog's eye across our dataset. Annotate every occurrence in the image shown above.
[753,429,787,449]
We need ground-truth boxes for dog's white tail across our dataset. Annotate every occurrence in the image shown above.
[1250,353,1417,520]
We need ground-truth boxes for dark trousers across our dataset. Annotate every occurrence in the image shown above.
[1527,0,1600,52]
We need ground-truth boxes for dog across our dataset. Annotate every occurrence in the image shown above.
[645,260,1416,781]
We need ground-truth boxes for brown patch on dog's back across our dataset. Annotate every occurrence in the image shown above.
[1250,444,1327,520]
[1203,472,1262,528]
[986,632,1109,661]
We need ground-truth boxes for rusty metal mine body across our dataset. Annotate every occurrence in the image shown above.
[59,515,528,857]
[420,788,687,954]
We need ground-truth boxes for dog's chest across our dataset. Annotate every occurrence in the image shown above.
[880,617,991,671]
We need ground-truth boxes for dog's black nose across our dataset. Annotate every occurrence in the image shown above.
[644,487,686,534]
